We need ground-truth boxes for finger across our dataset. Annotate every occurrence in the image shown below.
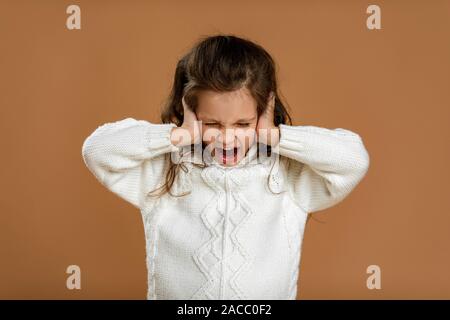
[267,91,274,104]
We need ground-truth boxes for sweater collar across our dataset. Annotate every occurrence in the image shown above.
[169,141,286,195]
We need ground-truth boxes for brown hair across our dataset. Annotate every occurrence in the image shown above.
[148,33,293,198]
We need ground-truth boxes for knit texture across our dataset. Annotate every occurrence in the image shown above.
[81,117,370,299]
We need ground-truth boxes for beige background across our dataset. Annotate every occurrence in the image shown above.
[1,0,449,299]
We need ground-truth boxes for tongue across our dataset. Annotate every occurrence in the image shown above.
[222,148,236,158]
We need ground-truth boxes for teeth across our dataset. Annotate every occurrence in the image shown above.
[218,147,237,151]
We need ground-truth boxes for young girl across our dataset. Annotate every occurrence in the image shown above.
[82,34,370,300]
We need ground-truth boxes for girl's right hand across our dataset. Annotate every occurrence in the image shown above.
[170,96,202,146]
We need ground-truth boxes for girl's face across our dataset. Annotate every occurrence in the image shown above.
[196,87,258,167]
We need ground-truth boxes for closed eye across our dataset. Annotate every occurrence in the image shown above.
[204,123,250,127]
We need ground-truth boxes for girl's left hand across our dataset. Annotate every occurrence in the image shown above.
[256,92,280,146]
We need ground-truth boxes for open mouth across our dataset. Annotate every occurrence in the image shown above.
[216,147,239,164]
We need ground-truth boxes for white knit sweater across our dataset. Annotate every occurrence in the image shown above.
[81,118,370,300]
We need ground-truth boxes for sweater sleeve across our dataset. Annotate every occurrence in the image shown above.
[274,123,370,214]
[81,117,180,210]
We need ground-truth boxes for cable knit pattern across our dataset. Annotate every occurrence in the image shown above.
[81,118,370,300]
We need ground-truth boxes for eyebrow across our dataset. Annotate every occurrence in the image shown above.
[201,116,257,123]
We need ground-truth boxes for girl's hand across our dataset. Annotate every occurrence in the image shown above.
[180,95,202,144]
[170,96,202,146]
[256,92,280,146]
